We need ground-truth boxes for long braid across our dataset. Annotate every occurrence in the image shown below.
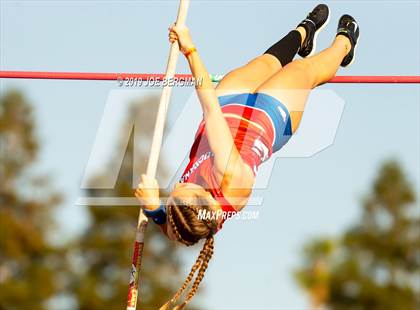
[167,204,195,246]
[169,243,207,303]
[171,237,214,310]
[185,236,214,303]
[161,198,217,310]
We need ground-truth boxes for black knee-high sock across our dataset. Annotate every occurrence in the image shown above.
[264,30,302,66]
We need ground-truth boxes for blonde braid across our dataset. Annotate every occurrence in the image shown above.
[167,204,194,246]
[162,198,217,309]
[185,203,217,234]
[169,244,207,304]
[160,237,215,310]
[185,237,214,303]
[169,238,214,310]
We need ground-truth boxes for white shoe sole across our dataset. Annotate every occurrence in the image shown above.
[306,8,331,57]
[342,32,360,68]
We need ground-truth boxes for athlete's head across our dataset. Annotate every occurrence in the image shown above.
[166,182,220,243]
[162,182,221,309]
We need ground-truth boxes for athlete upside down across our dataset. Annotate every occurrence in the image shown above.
[135,4,360,309]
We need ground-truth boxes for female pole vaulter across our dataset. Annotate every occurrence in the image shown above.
[135,4,359,309]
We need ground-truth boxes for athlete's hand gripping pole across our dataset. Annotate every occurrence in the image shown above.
[126,1,190,309]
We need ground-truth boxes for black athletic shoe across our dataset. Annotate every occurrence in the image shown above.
[337,14,360,67]
[297,4,330,58]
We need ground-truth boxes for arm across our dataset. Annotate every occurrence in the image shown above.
[191,52,242,182]
[169,25,247,183]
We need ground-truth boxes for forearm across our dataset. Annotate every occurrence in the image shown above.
[185,50,219,115]
[204,110,242,174]
[185,50,244,176]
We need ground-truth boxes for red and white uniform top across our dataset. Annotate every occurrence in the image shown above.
[180,102,276,221]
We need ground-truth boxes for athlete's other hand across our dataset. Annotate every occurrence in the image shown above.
[169,24,194,54]
[135,174,160,211]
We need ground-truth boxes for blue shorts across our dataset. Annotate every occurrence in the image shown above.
[218,92,293,152]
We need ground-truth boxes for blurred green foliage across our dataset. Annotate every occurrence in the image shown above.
[0,91,62,309]
[0,91,199,309]
[295,161,420,309]
[69,97,187,309]
[5,88,417,310]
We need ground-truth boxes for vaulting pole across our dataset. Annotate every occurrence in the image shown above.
[126,1,190,309]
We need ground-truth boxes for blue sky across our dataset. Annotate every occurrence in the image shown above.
[1,1,419,309]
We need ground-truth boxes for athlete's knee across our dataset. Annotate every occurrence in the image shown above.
[249,55,280,72]
[290,59,315,73]
[288,59,317,88]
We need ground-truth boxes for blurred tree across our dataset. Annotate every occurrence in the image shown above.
[71,97,197,309]
[295,161,419,310]
[294,239,335,309]
[0,91,62,309]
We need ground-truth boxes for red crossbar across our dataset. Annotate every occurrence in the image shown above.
[0,71,192,81]
[330,75,420,84]
[0,71,419,84]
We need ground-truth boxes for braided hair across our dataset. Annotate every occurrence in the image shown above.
[160,196,218,310]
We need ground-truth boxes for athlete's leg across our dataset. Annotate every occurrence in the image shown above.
[256,15,360,133]
[216,4,330,96]
[215,28,304,96]
[256,39,350,132]
[215,54,282,96]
